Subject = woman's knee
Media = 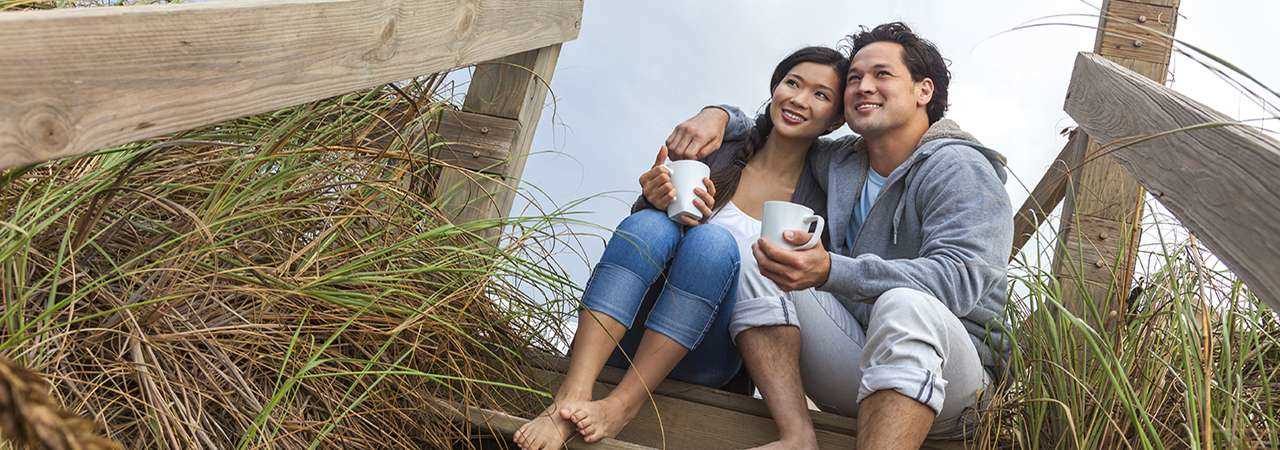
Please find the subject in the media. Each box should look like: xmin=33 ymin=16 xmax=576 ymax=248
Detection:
xmin=667 ymin=224 xmax=740 ymax=289
xmin=681 ymin=224 xmax=738 ymax=257
xmin=617 ymin=209 xmax=680 ymax=241
xmin=606 ymin=209 xmax=682 ymax=265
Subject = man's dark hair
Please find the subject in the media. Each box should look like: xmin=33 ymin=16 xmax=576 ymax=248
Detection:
xmin=847 ymin=22 xmax=950 ymax=124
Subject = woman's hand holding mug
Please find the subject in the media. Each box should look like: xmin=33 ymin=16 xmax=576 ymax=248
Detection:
xmin=639 ymin=146 xmax=716 ymax=226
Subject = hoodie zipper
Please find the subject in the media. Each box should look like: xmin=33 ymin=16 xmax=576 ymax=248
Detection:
xmin=853 ymin=157 xmax=918 ymax=250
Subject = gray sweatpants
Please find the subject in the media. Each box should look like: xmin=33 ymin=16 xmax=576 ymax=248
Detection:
xmin=730 ymin=270 xmax=990 ymax=438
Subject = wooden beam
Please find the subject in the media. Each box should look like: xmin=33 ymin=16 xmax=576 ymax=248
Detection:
xmin=0 ymin=0 xmax=582 ymax=170
xmin=1011 ymin=129 xmax=1088 ymax=259
xmin=1051 ymin=0 xmax=1179 ymax=326
xmin=436 ymin=45 xmax=561 ymax=226
xmin=1064 ymin=52 xmax=1280 ymax=313
xmin=435 ymin=109 xmax=518 ymax=174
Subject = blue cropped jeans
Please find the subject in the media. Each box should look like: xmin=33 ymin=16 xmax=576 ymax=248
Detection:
xmin=580 ymin=208 xmax=742 ymax=388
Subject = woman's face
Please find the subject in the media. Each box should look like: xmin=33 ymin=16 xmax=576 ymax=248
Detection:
xmin=768 ymin=61 xmax=844 ymax=140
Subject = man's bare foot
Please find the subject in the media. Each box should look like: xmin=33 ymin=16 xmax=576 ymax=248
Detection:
xmin=744 ymin=435 xmax=819 ymax=450
xmin=514 ymin=402 xmax=578 ymax=450
xmin=558 ymin=396 xmax=641 ymax=443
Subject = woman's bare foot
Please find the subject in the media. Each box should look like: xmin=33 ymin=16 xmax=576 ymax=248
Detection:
xmin=514 ymin=401 xmax=579 ymax=450
xmin=558 ymin=396 xmax=642 ymax=443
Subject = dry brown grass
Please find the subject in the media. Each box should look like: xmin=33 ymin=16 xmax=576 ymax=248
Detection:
xmin=0 ymin=356 xmax=122 ymax=450
xmin=0 ymin=79 xmax=579 ymax=448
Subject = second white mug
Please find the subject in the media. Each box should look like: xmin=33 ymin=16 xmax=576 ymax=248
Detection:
xmin=761 ymin=200 xmax=825 ymax=250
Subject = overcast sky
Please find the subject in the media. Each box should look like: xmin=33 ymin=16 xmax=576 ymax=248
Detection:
xmin=497 ymin=0 xmax=1279 ymax=288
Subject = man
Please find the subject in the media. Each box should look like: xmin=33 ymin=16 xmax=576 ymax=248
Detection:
xmin=666 ymin=23 xmax=1012 ymax=449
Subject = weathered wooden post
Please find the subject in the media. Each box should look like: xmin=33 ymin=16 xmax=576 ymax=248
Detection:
xmin=435 ymin=44 xmax=565 ymax=234
xmin=1010 ymin=0 xmax=1182 ymax=329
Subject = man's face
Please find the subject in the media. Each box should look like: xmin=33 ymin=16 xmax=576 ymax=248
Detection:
xmin=842 ymin=41 xmax=933 ymax=136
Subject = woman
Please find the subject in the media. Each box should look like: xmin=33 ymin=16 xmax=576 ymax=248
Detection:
xmin=514 ymin=46 xmax=848 ymax=450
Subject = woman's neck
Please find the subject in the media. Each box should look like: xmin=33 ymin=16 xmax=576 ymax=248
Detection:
xmin=749 ymin=131 xmax=808 ymax=180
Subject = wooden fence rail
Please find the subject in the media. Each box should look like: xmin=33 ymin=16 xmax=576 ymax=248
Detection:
xmin=1064 ymin=52 xmax=1280 ymax=312
xmin=0 ymin=0 xmax=582 ymax=170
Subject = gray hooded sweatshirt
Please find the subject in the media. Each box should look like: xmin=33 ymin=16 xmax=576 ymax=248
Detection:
xmin=719 ymin=106 xmax=1014 ymax=371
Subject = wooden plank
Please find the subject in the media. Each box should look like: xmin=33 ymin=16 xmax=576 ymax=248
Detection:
xmin=432 ymin=398 xmax=653 ymax=449
xmin=435 ymin=109 xmax=519 ymax=174
xmin=1011 ymin=129 xmax=1088 ymax=258
xmin=523 ymin=354 xmax=966 ymax=450
xmin=1052 ymin=0 xmax=1179 ymax=326
xmin=0 ymin=0 xmax=582 ymax=170
xmin=525 ymin=353 xmax=859 ymax=437
xmin=437 ymin=45 xmax=560 ymax=225
xmin=521 ymin=366 xmax=862 ymax=450
xmin=1096 ymin=1 xmax=1178 ymax=67
xmin=1064 ymin=52 xmax=1280 ymax=312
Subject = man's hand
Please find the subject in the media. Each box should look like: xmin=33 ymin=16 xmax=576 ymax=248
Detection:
xmin=666 ymin=107 xmax=730 ymax=161
xmin=753 ymin=230 xmax=831 ymax=291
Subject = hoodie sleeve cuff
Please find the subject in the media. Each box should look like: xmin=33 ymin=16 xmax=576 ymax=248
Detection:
xmin=821 ymin=252 xmax=871 ymax=302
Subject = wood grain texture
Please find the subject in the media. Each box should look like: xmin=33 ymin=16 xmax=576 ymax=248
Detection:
xmin=521 ymin=366 xmax=966 ymax=450
xmin=1096 ymin=1 xmax=1177 ymax=68
xmin=436 ymin=45 xmax=560 ymax=226
xmin=524 ymin=353 xmax=966 ymax=450
xmin=0 ymin=0 xmax=582 ymax=170
xmin=1052 ymin=0 xmax=1179 ymax=323
xmin=1065 ymin=52 xmax=1280 ymax=312
xmin=526 ymin=353 xmax=859 ymax=437
xmin=1011 ymin=129 xmax=1087 ymax=258
xmin=435 ymin=109 xmax=518 ymax=174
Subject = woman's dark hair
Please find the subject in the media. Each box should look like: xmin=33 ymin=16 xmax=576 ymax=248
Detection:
xmin=847 ymin=22 xmax=950 ymax=124
xmin=708 ymin=46 xmax=848 ymax=211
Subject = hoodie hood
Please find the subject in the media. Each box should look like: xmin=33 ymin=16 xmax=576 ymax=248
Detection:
xmin=852 ymin=119 xmax=1009 ymax=245
xmin=854 ymin=118 xmax=1008 ymax=185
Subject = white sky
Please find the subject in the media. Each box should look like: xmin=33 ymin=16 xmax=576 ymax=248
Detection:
xmin=498 ymin=0 xmax=1280 ymax=288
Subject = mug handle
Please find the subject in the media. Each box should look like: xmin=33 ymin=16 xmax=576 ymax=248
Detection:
xmin=795 ymin=215 xmax=825 ymax=250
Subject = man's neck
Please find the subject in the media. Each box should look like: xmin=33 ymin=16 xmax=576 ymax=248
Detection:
xmin=863 ymin=116 xmax=930 ymax=177
xmin=751 ymin=132 xmax=808 ymax=180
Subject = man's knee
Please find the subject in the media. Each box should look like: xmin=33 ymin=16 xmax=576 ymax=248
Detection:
xmin=869 ymin=287 xmax=950 ymax=328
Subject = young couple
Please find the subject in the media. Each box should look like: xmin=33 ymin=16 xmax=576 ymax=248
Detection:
xmin=515 ymin=22 xmax=1013 ymax=450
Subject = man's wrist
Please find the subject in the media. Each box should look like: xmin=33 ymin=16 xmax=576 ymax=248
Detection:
xmin=816 ymin=251 xmax=832 ymax=288
xmin=700 ymin=105 xmax=730 ymax=122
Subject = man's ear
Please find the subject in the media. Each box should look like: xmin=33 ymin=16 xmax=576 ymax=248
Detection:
xmin=916 ymin=78 xmax=935 ymax=108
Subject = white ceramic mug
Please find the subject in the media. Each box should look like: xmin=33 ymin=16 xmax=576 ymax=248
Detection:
xmin=665 ymin=160 xmax=711 ymax=222
xmin=761 ymin=200 xmax=825 ymax=250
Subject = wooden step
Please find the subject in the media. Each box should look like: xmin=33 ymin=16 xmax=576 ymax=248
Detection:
xmin=434 ymin=398 xmax=653 ymax=449
xmin=512 ymin=353 xmax=967 ymax=450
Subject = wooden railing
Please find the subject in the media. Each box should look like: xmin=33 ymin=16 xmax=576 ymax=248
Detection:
xmin=1062 ymin=52 xmax=1280 ymax=313
xmin=1 ymin=0 xmax=582 ymax=225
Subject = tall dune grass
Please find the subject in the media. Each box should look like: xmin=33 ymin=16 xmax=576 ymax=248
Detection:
xmin=0 ymin=77 xmax=581 ymax=448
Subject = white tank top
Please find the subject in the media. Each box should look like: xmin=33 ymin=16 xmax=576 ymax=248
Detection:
xmin=706 ymin=201 xmax=779 ymax=300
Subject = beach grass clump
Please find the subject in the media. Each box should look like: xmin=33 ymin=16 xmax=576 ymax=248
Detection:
xmin=0 ymin=77 xmax=579 ymax=448
xmin=975 ymin=208 xmax=1280 ymax=449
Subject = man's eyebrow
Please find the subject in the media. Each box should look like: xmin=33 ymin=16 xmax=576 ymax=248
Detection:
xmin=849 ymin=62 xmax=895 ymax=74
